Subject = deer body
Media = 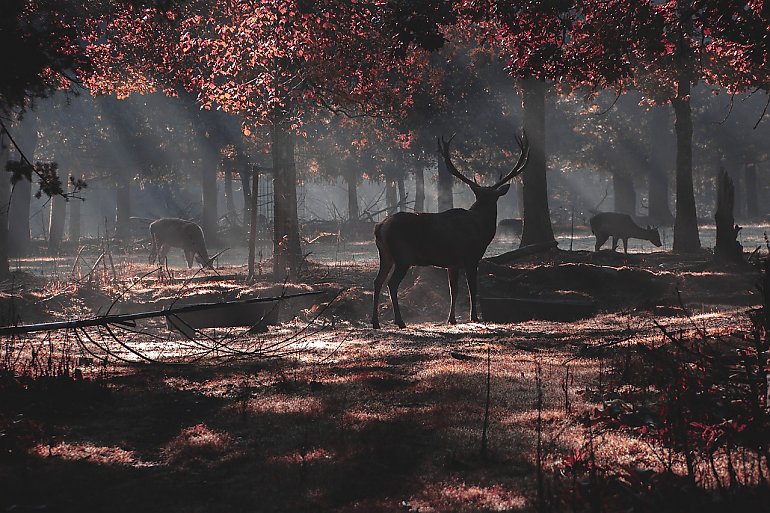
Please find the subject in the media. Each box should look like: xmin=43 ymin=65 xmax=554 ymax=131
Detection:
xmin=372 ymin=133 xmax=529 ymax=329
xmin=590 ymin=212 xmax=661 ymax=253
xmin=148 ymin=218 xmax=213 ymax=269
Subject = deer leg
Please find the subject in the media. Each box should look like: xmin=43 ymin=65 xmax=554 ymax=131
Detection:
xmin=622 ymin=238 xmax=629 ymax=254
xmin=371 ymin=253 xmax=393 ymax=329
xmin=159 ymin=244 xmax=171 ymax=269
xmin=388 ymin=264 xmax=409 ymax=329
xmin=595 ymin=234 xmax=608 ymax=252
xmin=465 ymin=265 xmax=479 ymax=322
xmin=611 ymin=237 xmax=619 ymax=251
xmin=149 ymin=239 xmax=158 ymax=265
xmin=447 ymin=267 xmax=459 ymax=324
xmin=184 ymin=249 xmax=194 ymax=268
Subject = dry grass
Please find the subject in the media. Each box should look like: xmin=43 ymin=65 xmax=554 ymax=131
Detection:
xmin=0 ymin=250 xmax=762 ymax=512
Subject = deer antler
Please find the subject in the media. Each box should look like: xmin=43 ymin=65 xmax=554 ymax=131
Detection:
xmin=437 ymin=134 xmax=478 ymax=187
xmin=491 ymin=131 xmax=529 ymax=189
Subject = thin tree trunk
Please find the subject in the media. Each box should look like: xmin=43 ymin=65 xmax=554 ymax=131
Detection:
xmin=519 ymin=77 xmax=555 ymax=247
xmin=436 ymin=155 xmax=453 ymax=212
xmin=346 ymin=163 xmax=359 ymax=221
xmin=223 ymin=162 xmax=236 ymax=223
xmin=0 ymin=129 xmax=10 ymax=277
xmin=385 ymin=179 xmax=398 ymax=216
xmin=68 ymin=176 xmax=81 ymax=246
xmin=8 ymin=176 xmax=31 ymax=257
xmin=612 ymin=171 xmax=636 ymax=216
xmin=240 ymin=163 xmax=252 ymax=231
xmin=745 ymin=162 xmax=759 ymax=219
xmin=69 ymin=197 xmax=81 ymax=246
xmin=201 ymin=153 xmax=218 ymax=244
xmin=115 ymin=171 xmax=131 ymax=240
xmin=672 ymin=2 xmax=701 ymax=252
xmin=414 ymin=161 xmax=425 ymax=212
xmin=48 ymin=194 xmax=66 ymax=255
xmin=396 ymin=176 xmax=407 ymax=212
xmin=271 ymin=112 xmax=302 ymax=280
xmin=248 ymin=168 xmax=259 ymax=279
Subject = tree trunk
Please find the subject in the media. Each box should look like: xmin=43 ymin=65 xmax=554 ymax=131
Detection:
xmin=345 ymin=163 xmax=359 ymax=221
xmin=271 ymin=113 xmax=302 ymax=280
xmin=240 ymin=164 xmax=252 ymax=230
xmin=612 ymin=171 xmax=636 ymax=216
xmin=69 ymin=196 xmax=81 ymax=247
xmin=648 ymin=106 xmax=674 ymax=224
xmin=744 ymin=162 xmax=759 ymax=219
xmin=68 ymin=174 xmax=81 ymax=246
xmin=115 ymin=171 xmax=131 ymax=241
xmin=414 ymin=161 xmax=425 ymax=212
xmin=0 ymin=129 xmax=10 ymax=277
xmin=672 ymin=3 xmax=701 ymax=252
xmin=714 ymin=168 xmax=743 ymax=263
xmin=223 ymin=162 xmax=236 ymax=223
xmin=396 ymin=176 xmax=407 ymax=212
xmin=671 ymin=91 xmax=700 ymax=251
xmin=385 ymin=179 xmax=398 ymax=216
xmin=201 ymin=153 xmax=218 ymax=244
xmin=48 ymin=194 xmax=66 ymax=255
xmin=436 ymin=155 xmax=453 ymax=212
xmin=519 ymin=77 xmax=555 ymax=247
xmin=8 ymin=176 xmax=31 ymax=257
xmin=248 ymin=168 xmax=259 ymax=280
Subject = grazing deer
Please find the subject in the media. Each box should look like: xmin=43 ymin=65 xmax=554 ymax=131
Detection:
xmin=148 ymin=218 xmax=214 ymax=269
xmin=372 ymin=133 xmax=529 ymax=328
xmin=589 ymin=212 xmax=662 ymax=253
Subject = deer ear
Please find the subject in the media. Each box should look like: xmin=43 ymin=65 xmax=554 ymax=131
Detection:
xmin=496 ymin=184 xmax=511 ymax=196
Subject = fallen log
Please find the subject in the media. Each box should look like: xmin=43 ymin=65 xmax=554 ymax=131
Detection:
xmin=0 ymin=290 xmax=324 ymax=336
xmin=484 ymin=240 xmax=558 ymax=265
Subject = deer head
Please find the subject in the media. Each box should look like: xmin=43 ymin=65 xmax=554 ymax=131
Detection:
xmin=436 ymin=132 xmax=529 ymax=205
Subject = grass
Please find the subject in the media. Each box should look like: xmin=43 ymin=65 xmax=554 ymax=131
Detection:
xmin=0 ymin=248 xmax=763 ymax=512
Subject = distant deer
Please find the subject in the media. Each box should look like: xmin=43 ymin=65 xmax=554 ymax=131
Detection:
xmin=148 ymin=218 xmax=214 ymax=269
xmin=372 ymin=133 xmax=529 ymax=329
xmin=589 ymin=212 xmax=661 ymax=253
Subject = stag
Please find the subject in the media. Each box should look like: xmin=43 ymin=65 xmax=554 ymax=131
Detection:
xmin=372 ymin=133 xmax=529 ymax=328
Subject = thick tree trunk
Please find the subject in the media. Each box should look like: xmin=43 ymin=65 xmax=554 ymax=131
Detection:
xmin=414 ymin=161 xmax=425 ymax=212
xmin=0 ymin=129 xmax=10 ymax=277
xmin=48 ymin=194 xmax=66 ymax=255
xmin=714 ymin=168 xmax=743 ymax=263
xmin=648 ymin=106 xmax=674 ymax=224
xmin=519 ymin=77 xmax=555 ymax=247
xmin=612 ymin=171 xmax=636 ymax=216
xmin=345 ymin=163 xmax=359 ymax=221
xmin=201 ymin=154 xmax=218 ymax=244
xmin=744 ymin=162 xmax=759 ymax=220
xmin=8 ymin=176 xmax=31 ymax=257
xmin=396 ymin=176 xmax=407 ymax=212
xmin=385 ymin=179 xmax=398 ymax=216
xmin=271 ymin=115 xmax=302 ymax=280
xmin=671 ymin=89 xmax=700 ymax=251
xmin=115 ymin=171 xmax=131 ymax=241
xmin=672 ymin=3 xmax=700 ymax=252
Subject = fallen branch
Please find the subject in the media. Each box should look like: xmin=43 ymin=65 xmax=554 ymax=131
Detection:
xmin=484 ymin=240 xmax=558 ymax=265
xmin=0 ymin=290 xmax=325 ymax=337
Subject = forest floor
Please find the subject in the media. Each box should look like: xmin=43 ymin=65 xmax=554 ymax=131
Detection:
xmin=0 ymin=244 xmax=765 ymax=512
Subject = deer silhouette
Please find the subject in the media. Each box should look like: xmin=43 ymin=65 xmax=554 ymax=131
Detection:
xmin=372 ymin=133 xmax=529 ymax=328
